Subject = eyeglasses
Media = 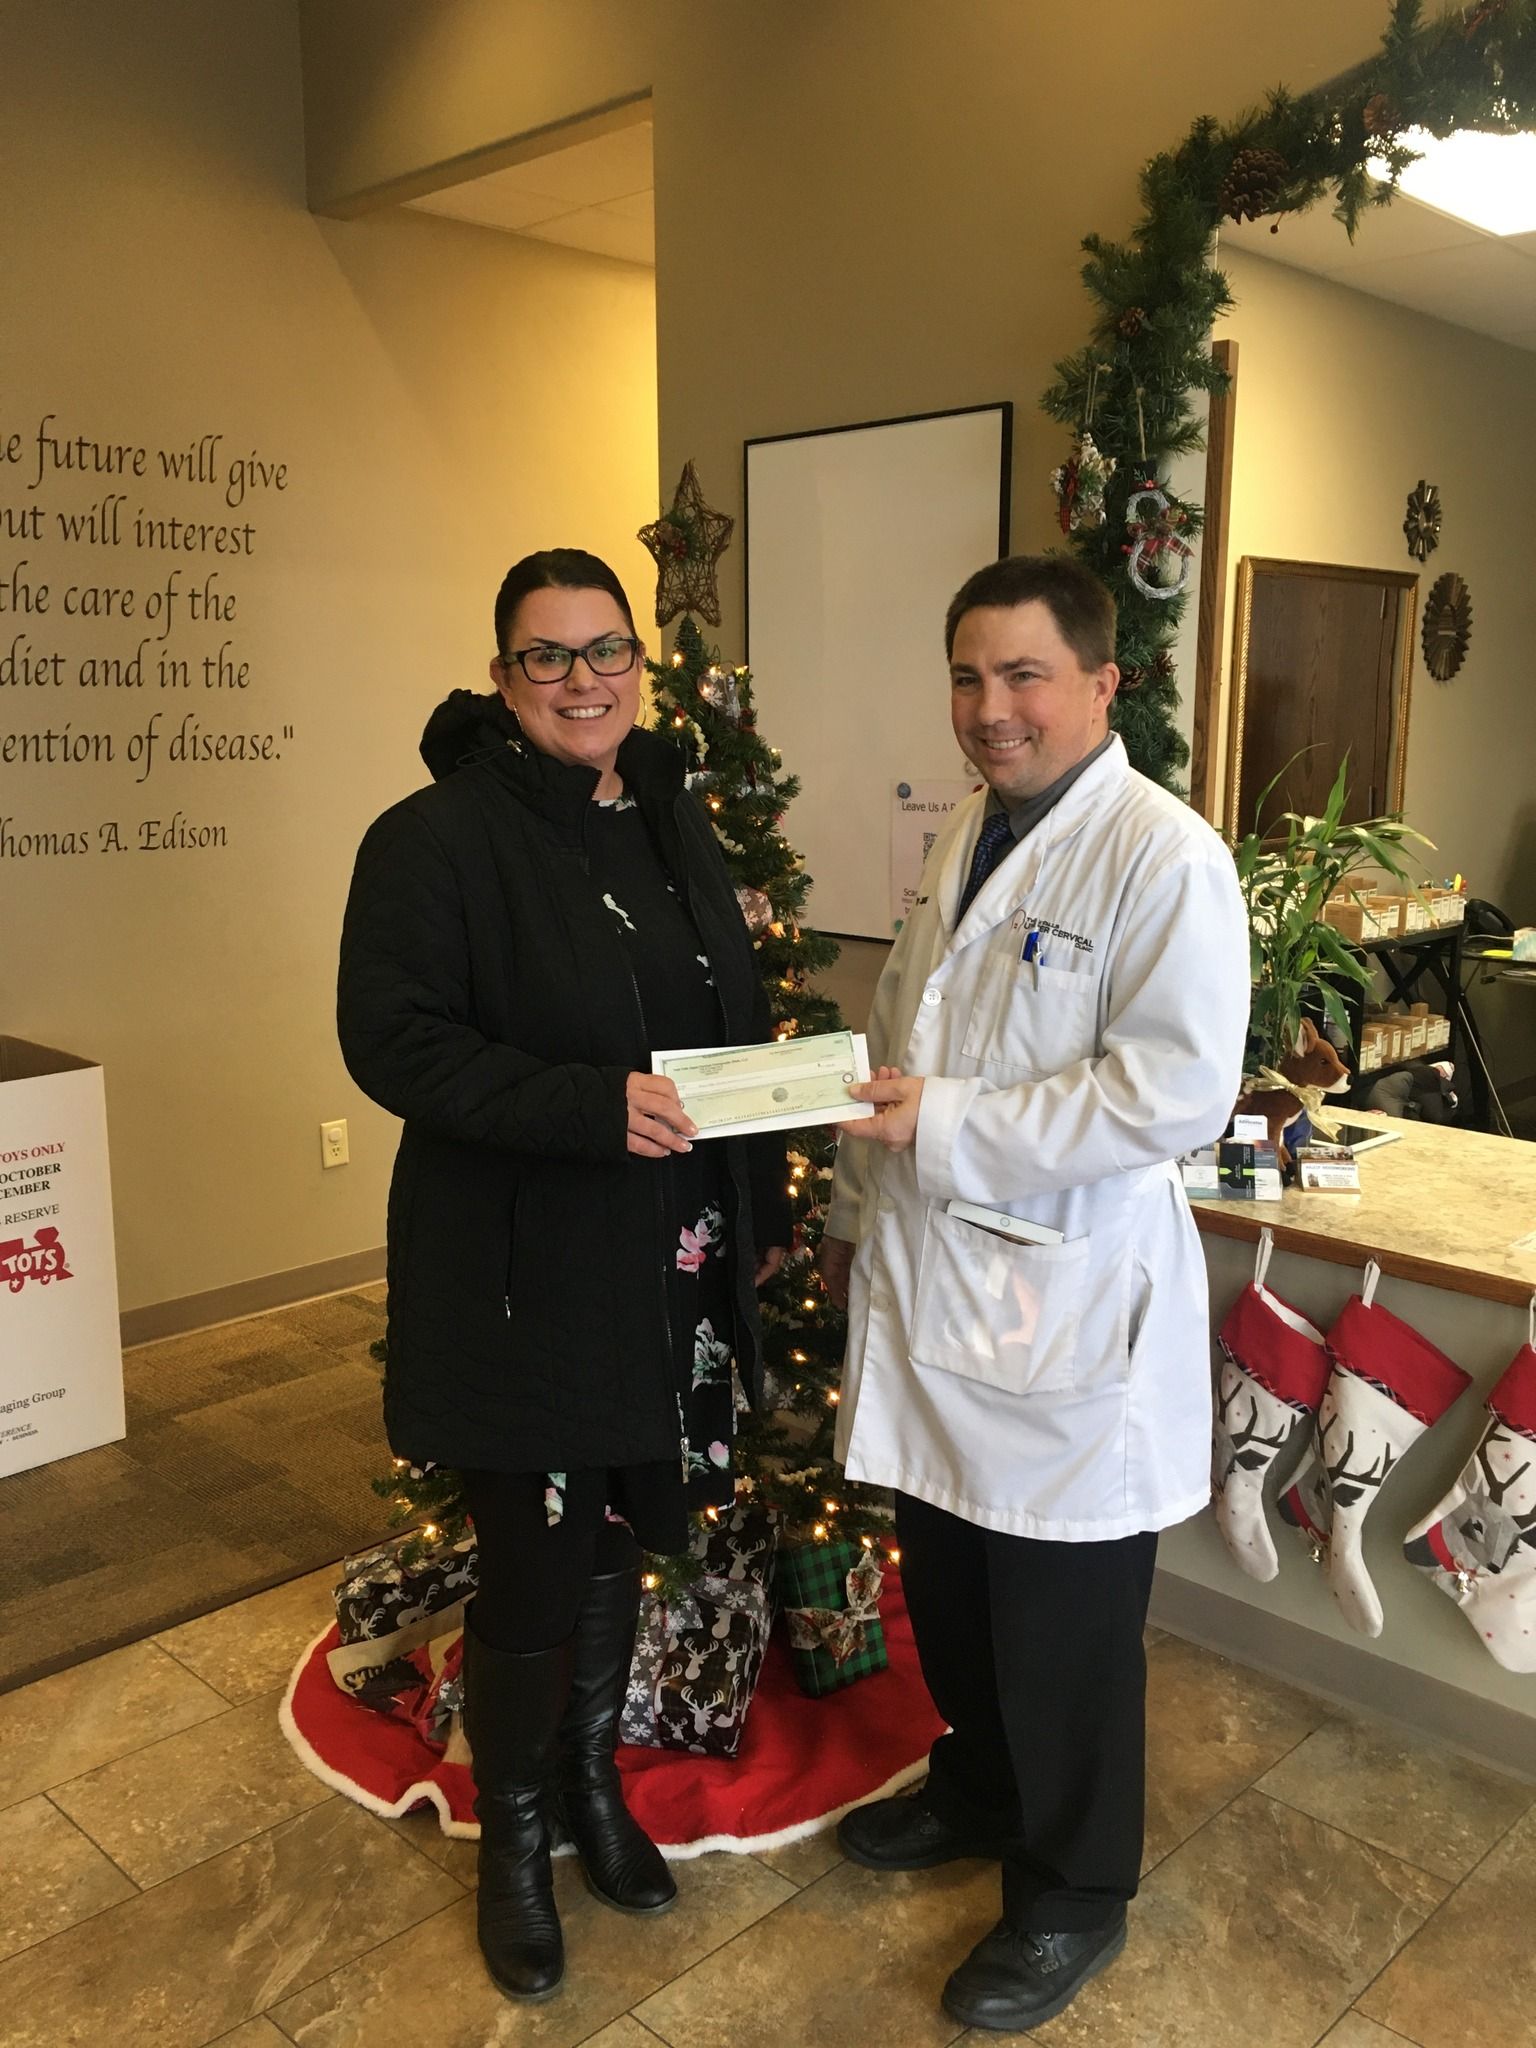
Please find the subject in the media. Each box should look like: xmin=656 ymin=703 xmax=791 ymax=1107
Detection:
xmin=500 ymin=635 xmax=641 ymax=684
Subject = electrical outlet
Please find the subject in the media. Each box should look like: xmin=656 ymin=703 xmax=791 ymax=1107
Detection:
xmin=320 ymin=1119 xmax=349 ymax=1168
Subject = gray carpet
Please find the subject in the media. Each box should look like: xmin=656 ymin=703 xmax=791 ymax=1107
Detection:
xmin=0 ymin=1287 xmax=398 ymax=1694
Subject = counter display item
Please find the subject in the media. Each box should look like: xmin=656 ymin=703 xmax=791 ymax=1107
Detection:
xmin=1216 ymin=1139 xmax=1282 ymax=1200
xmin=1279 ymin=1260 xmax=1473 ymax=1637
xmin=1295 ymin=1143 xmax=1361 ymax=1192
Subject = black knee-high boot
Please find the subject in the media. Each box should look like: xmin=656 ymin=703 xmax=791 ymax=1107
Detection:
xmin=461 ymin=1614 xmax=574 ymax=2000
xmin=558 ymin=1566 xmax=677 ymax=1914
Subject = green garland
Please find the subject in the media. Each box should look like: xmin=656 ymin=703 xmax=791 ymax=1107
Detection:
xmin=1043 ymin=0 xmax=1535 ymax=790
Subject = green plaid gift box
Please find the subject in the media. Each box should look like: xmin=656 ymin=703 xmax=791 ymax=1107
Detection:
xmin=779 ymin=1537 xmax=887 ymax=1697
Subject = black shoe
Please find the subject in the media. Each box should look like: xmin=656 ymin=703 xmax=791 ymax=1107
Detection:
xmin=837 ymin=1786 xmax=1011 ymax=1871
xmin=941 ymin=1910 xmax=1128 ymax=2031
xmin=461 ymin=1618 xmax=573 ymax=2001
xmin=558 ymin=1566 xmax=676 ymax=1916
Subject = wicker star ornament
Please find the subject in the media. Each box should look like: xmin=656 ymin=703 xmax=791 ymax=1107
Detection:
xmin=638 ymin=461 xmax=735 ymax=626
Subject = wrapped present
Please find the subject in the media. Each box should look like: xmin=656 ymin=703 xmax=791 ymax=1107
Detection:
xmin=333 ymin=1531 xmax=478 ymax=1646
xmin=326 ymin=1604 xmax=468 ymax=1750
xmin=650 ymin=1579 xmax=770 ymax=1757
xmin=688 ymin=1498 xmax=778 ymax=1590
xmin=622 ymin=1503 xmax=778 ymax=1757
xmin=780 ymin=1539 xmax=887 ymax=1696
xmin=326 ymin=1530 xmax=475 ymax=1752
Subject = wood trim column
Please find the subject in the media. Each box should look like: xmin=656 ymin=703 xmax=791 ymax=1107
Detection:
xmin=1189 ymin=339 xmax=1238 ymax=823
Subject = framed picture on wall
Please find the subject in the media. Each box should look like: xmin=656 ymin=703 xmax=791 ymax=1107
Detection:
xmin=744 ymin=403 xmax=1011 ymax=940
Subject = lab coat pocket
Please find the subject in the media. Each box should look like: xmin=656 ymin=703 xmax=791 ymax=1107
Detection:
xmin=910 ymin=1207 xmax=1089 ymax=1396
xmin=960 ymin=956 xmax=1099 ymax=1078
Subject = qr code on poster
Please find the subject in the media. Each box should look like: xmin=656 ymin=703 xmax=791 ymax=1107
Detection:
xmin=922 ymin=831 xmax=937 ymax=859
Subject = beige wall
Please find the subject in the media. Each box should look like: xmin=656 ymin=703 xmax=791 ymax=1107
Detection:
xmin=2 ymin=0 xmax=658 ymax=1313
xmin=299 ymin=0 xmax=656 ymax=212
xmin=1214 ymin=243 xmax=1536 ymax=1085
xmin=649 ymin=0 xmax=1392 ymax=658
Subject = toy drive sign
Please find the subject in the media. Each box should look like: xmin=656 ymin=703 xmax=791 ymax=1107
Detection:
xmin=0 ymin=1037 xmax=124 ymax=1477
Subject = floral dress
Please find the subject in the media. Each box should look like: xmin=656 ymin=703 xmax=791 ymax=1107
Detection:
xmin=540 ymin=794 xmax=740 ymax=1552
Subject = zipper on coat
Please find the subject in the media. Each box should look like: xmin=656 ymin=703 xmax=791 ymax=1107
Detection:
xmin=621 ymin=945 xmax=686 ymax=1461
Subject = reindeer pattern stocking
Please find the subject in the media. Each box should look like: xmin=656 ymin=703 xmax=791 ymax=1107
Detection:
xmin=1403 ymin=1318 xmax=1536 ymax=1672
xmin=1280 ymin=1263 xmax=1471 ymax=1636
xmin=1211 ymin=1229 xmax=1331 ymax=1581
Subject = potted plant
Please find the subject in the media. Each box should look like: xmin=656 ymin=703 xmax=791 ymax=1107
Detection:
xmin=1232 ymin=755 xmax=1431 ymax=1078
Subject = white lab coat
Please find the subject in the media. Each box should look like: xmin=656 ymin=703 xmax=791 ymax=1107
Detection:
xmin=828 ymin=736 xmax=1250 ymax=1541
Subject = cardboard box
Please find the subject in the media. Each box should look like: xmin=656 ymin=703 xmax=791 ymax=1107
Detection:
xmin=1365 ymin=896 xmax=1405 ymax=939
xmin=0 ymin=1037 xmax=124 ymax=1478
xmin=1323 ymin=896 xmax=1367 ymax=943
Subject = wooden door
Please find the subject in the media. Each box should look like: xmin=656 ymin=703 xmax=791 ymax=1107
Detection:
xmin=1230 ymin=561 xmax=1415 ymax=834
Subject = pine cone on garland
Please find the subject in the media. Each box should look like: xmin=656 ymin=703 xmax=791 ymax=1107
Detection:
xmin=1361 ymin=91 xmax=1397 ymax=138
xmin=1462 ymin=0 xmax=1507 ymax=38
xmin=1118 ymin=306 xmax=1146 ymax=338
xmin=1119 ymin=646 xmax=1174 ymax=694
xmin=1220 ymin=146 xmax=1289 ymax=226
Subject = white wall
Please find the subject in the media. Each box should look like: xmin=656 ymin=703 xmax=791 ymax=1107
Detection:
xmin=1 ymin=0 xmax=658 ymax=1312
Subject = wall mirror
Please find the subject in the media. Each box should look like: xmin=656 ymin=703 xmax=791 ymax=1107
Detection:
xmin=1225 ymin=557 xmax=1416 ymax=837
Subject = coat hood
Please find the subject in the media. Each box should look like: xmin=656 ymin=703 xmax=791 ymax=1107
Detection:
xmin=419 ymin=688 xmax=521 ymax=781
xmin=417 ymin=688 xmax=687 ymax=809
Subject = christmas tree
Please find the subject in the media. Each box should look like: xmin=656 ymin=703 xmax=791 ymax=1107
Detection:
xmin=647 ymin=616 xmax=891 ymax=1571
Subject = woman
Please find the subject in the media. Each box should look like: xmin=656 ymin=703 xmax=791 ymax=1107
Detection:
xmin=338 ymin=549 xmax=788 ymax=2003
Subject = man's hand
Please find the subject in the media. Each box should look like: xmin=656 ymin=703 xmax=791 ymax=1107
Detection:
xmin=817 ymin=1233 xmax=855 ymax=1311
xmin=625 ymin=1072 xmax=697 ymax=1158
xmin=755 ymin=1246 xmax=787 ymax=1287
xmin=839 ymin=1065 xmax=924 ymax=1153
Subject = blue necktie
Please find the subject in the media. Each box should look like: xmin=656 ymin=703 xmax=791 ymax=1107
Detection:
xmin=957 ymin=812 xmax=1016 ymax=919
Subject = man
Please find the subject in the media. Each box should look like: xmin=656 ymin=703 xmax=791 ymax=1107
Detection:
xmin=820 ymin=554 xmax=1249 ymax=2032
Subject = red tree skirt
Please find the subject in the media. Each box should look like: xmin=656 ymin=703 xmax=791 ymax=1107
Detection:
xmin=280 ymin=1577 xmax=944 ymax=1858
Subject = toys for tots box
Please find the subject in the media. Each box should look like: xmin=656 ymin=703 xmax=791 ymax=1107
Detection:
xmin=0 ymin=1037 xmax=124 ymax=1477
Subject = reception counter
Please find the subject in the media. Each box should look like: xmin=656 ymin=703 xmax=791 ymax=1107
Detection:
xmin=1159 ymin=1111 xmax=1536 ymax=1777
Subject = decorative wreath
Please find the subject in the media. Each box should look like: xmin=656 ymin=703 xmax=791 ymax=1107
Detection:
xmin=1421 ymin=570 xmax=1472 ymax=682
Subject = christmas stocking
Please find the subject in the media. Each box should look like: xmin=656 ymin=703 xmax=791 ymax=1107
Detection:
xmin=1212 ymin=1228 xmax=1330 ymax=1582
xmin=1280 ymin=1262 xmax=1472 ymax=1636
xmin=1403 ymin=1316 xmax=1536 ymax=1672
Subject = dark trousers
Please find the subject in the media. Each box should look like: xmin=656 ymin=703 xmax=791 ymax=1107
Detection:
xmin=895 ymin=1491 xmax=1158 ymax=1933
xmin=459 ymin=1468 xmax=642 ymax=1653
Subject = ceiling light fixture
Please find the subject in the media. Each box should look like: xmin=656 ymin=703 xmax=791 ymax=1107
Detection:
xmin=1367 ymin=127 xmax=1536 ymax=238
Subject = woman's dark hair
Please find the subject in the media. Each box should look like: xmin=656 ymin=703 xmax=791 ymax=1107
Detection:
xmin=944 ymin=554 xmax=1117 ymax=671
xmin=493 ymin=548 xmax=638 ymax=659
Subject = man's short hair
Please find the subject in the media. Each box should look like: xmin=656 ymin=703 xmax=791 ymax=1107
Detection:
xmin=944 ymin=554 xmax=1117 ymax=671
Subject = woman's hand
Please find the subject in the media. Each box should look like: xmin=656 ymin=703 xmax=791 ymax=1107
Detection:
xmin=626 ymin=1072 xmax=698 ymax=1158
xmin=755 ymin=1246 xmax=787 ymax=1287
xmin=838 ymin=1065 xmax=924 ymax=1154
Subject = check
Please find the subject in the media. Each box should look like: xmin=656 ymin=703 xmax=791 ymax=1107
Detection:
xmin=651 ymin=1030 xmax=875 ymax=1140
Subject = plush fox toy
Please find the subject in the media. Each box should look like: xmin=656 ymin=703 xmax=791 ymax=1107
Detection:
xmin=1233 ymin=1019 xmax=1349 ymax=1169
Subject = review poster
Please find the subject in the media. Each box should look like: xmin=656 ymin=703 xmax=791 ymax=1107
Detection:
xmin=890 ymin=779 xmax=974 ymax=932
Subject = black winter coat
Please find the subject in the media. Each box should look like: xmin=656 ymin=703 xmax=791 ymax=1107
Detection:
xmin=338 ymin=695 xmax=790 ymax=1473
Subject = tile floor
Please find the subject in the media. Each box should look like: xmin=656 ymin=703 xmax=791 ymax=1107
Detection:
xmin=1 ymin=1566 xmax=1532 ymax=2048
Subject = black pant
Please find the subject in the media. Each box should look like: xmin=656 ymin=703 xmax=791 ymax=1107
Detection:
xmin=895 ymin=1491 xmax=1157 ymax=1933
xmin=459 ymin=1468 xmax=643 ymax=1653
